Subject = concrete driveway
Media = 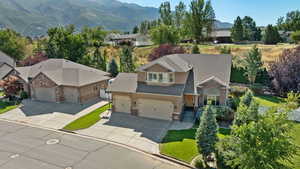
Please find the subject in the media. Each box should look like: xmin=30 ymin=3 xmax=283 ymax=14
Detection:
xmin=77 ymin=112 xmax=173 ymax=154
xmin=0 ymin=120 xmax=188 ymax=169
xmin=0 ymin=99 xmax=108 ymax=129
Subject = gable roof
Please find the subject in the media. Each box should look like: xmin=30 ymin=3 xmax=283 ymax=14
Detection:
xmin=16 ymin=59 xmax=110 ymax=86
xmin=138 ymin=54 xmax=192 ymax=72
xmin=107 ymin=73 xmax=137 ymax=93
xmin=0 ymin=63 xmax=14 ymax=80
xmin=0 ymin=51 xmax=15 ymax=67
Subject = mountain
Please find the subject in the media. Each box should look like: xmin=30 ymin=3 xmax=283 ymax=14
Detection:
xmin=214 ymin=20 xmax=233 ymax=29
xmin=0 ymin=0 xmax=159 ymax=37
xmin=0 ymin=0 xmax=232 ymax=37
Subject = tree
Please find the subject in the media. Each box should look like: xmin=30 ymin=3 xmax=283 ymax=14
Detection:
xmin=0 ymin=29 xmax=27 ymax=61
xmin=283 ymin=91 xmax=300 ymax=111
xmin=19 ymin=52 xmax=48 ymax=66
xmin=269 ymin=46 xmax=300 ymax=96
xmin=159 ymin=2 xmax=173 ymax=26
xmin=277 ymin=10 xmax=300 ymax=31
xmin=150 ymin=24 xmax=180 ymax=45
xmin=174 ymin=2 xmax=186 ymax=28
xmin=93 ymin=43 xmax=106 ymax=71
xmin=242 ymin=16 xmax=260 ymax=41
xmin=108 ymin=59 xmax=119 ymax=77
xmin=227 ymin=108 xmax=297 ymax=169
xmin=192 ymin=44 xmax=200 ymax=54
xmin=291 ymin=30 xmax=300 ymax=43
xmin=219 ymin=46 xmax=231 ymax=54
xmin=186 ymin=0 xmax=215 ymax=42
xmin=196 ymin=105 xmax=218 ymax=166
xmin=148 ymin=44 xmax=186 ymax=61
xmin=0 ymin=76 xmax=22 ymax=97
xmin=132 ymin=26 xmax=139 ymax=34
xmin=263 ymin=25 xmax=281 ymax=44
xmin=120 ymin=47 xmax=135 ymax=72
xmin=243 ymin=45 xmax=264 ymax=84
xmin=231 ymin=16 xmax=244 ymax=42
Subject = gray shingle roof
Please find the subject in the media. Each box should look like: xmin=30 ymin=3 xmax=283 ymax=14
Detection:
xmin=16 ymin=59 xmax=110 ymax=86
xmin=137 ymin=82 xmax=185 ymax=96
xmin=107 ymin=73 xmax=137 ymax=93
xmin=0 ymin=63 xmax=14 ymax=80
xmin=0 ymin=51 xmax=15 ymax=67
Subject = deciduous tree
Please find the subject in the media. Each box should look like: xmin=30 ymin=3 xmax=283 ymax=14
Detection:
xmin=148 ymin=44 xmax=185 ymax=61
xmin=120 ymin=47 xmax=135 ymax=72
xmin=263 ymin=25 xmax=281 ymax=44
xmin=159 ymin=2 xmax=173 ymax=26
xmin=243 ymin=45 xmax=264 ymax=84
xmin=150 ymin=24 xmax=180 ymax=45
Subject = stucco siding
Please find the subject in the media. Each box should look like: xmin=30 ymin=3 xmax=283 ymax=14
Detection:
xmin=175 ymin=72 xmax=189 ymax=84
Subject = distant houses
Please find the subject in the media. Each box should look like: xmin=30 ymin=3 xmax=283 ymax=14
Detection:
xmin=105 ymin=33 xmax=153 ymax=47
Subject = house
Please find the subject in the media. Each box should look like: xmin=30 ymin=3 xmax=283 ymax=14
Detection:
xmin=105 ymin=33 xmax=153 ymax=47
xmin=16 ymin=59 xmax=111 ymax=103
xmin=0 ymin=51 xmax=16 ymax=80
xmin=210 ymin=29 xmax=232 ymax=43
xmin=107 ymin=54 xmax=232 ymax=121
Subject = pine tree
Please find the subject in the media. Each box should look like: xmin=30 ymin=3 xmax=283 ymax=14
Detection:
xmin=108 ymin=59 xmax=119 ymax=77
xmin=263 ymin=24 xmax=281 ymax=44
xmin=192 ymin=44 xmax=200 ymax=54
xmin=132 ymin=26 xmax=139 ymax=34
xmin=231 ymin=16 xmax=244 ymax=42
xmin=196 ymin=105 xmax=219 ymax=165
xmin=120 ymin=47 xmax=135 ymax=72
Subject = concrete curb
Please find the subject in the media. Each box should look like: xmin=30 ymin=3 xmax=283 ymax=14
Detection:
xmin=0 ymin=118 xmax=190 ymax=169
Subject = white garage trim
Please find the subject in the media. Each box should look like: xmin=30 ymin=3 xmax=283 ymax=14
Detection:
xmin=34 ymin=87 xmax=56 ymax=102
xmin=137 ymin=99 xmax=174 ymax=121
xmin=114 ymin=96 xmax=131 ymax=113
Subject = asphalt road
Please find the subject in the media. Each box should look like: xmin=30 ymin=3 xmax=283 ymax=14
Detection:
xmin=0 ymin=120 xmax=186 ymax=169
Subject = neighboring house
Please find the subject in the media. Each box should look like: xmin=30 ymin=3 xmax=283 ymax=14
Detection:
xmin=105 ymin=33 xmax=153 ymax=47
xmin=108 ymin=54 xmax=232 ymax=121
xmin=211 ymin=28 xmax=232 ymax=43
xmin=16 ymin=59 xmax=111 ymax=103
xmin=0 ymin=51 xmax=17 ymax=80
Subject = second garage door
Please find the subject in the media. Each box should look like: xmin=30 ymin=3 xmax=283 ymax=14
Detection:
xmin=34 ymin=87 xmax=56 ymax=102
xmin=138 ymin=99 xmax=174 ymax=121
xmin=114 ymin=96 xmax=131 ymax=113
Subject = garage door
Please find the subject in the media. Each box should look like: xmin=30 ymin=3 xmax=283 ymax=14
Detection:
xmin=138 ymin=99 xmax=174 ymax=121
xmin=114 ymin=96 xmax=131 ymax=113
xmin=34 ymin=87 xmax=56 ymax=102
xmin=64 ymin=87 xmax=79 ymax=103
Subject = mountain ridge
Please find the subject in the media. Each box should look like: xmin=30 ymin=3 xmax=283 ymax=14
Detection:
xmin=0 ymin=0 xmax=232 ymax=37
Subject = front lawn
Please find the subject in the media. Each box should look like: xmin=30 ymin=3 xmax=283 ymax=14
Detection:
xmin=160 ymin=128 xmax=231 ymax=163
xmin=0 ymin=101 xmax=19 ymax=114
xmin=63 ymin=103 xmax=111 ymax=131
xmin=254 ymin=94 xmax=284 ymax=107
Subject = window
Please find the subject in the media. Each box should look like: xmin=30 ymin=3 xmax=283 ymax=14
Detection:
xmin=204 ymin=95 xmax=220 ymax=105
xmin=147 ymin=72 xmax=175 ymax=83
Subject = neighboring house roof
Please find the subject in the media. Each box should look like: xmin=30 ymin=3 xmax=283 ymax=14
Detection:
xmin=16 ymin=59 xmax=110 ymax=87
xmin=107 ymin=73 xmax=137 ymax=93
xmin=211 ymin=29 xmax=231 ymax=38
xmin=0 ymin=63 xmax=14 ymax=80
xmin=108 ymin=33 xmax=141 ymax=40
xmin=138 ymin=54 xmax=192 ymax=72
xmin=0 ymin=51 xmax=15 ymax=67
xmin=109 ymin=54 xmax=232 ymax=96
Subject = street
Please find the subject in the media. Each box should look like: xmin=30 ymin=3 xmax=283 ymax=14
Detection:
xmin=0 ymin=120 xmax=186 ymax=169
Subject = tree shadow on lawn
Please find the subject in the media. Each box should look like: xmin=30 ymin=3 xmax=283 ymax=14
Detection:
xmin=255 ymin=94 xmax=284 ymax=104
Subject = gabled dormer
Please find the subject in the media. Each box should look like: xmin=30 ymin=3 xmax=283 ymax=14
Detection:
xmin=137 ymin=55 xmax=192 ymax=86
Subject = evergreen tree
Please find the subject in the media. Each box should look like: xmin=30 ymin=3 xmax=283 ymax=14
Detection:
xmin=231 ymin=16 xmax=244 ymax=42
xmin=239 ymin=89 xmax=254 ymax=107
xmin=120 ymin=47 xmax=135 ymax=72
xmin=263 ymin=24 xmax=281 ymax=44
xmin=132 ymin=26 xmax=139 ymax=34
xmin=242 ymin=16 xmax=257 ymax=41
xmin=196 ymin=105 xmax=218 ymax=165
xmin=192 ymin=44 xmax=200 ymax=54
xmin=243 ymin=45 xmax=263 ymax=84
xmin=108 ymin=59 xmax=119 ymax=77
xmin=93 ymin=42 xmax=106 ymax=71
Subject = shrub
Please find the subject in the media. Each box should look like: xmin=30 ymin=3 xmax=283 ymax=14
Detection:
xmin=20 ymin=91 xmax=28 ymax=99
xmin=148 ymin=44 xmax=186 ymax=61
xmin=249 ymin=83 xmax=265 ymax=95
xmin=219 ymin=46 xmax=231 ymax=54
xmin=191 ymin=155 xmax=205 ymax=169
xmin=230 ymin=86 xmax=248 ymax=98
xmin=215 ymin=106 xmax=234 ymax=121
xmin=291 ymin=31 xmax=300 ymax=43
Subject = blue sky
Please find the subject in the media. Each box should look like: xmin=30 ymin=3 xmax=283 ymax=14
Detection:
xmin=118 ymin=0 xmax=300 ymax=26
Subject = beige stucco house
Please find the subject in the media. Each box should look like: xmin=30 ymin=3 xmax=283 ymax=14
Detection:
xmin=16 ymin=59 xmax=110 ymax=103
xmin=108 ymin=54 xmax=232 ymax=121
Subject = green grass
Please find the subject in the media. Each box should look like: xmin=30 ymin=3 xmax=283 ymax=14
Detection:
xmin=0 ymin=101 xmax=19 ymax=114
xmin=63 ymin=104 xmax=111 ymax=131
xmin=160 ymin=128 xmax=231 ymax=163
xmin=291 ymin=122 xmax=300 ymax=169
xmin=254 ymin=94 xmax=284 ymax=107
